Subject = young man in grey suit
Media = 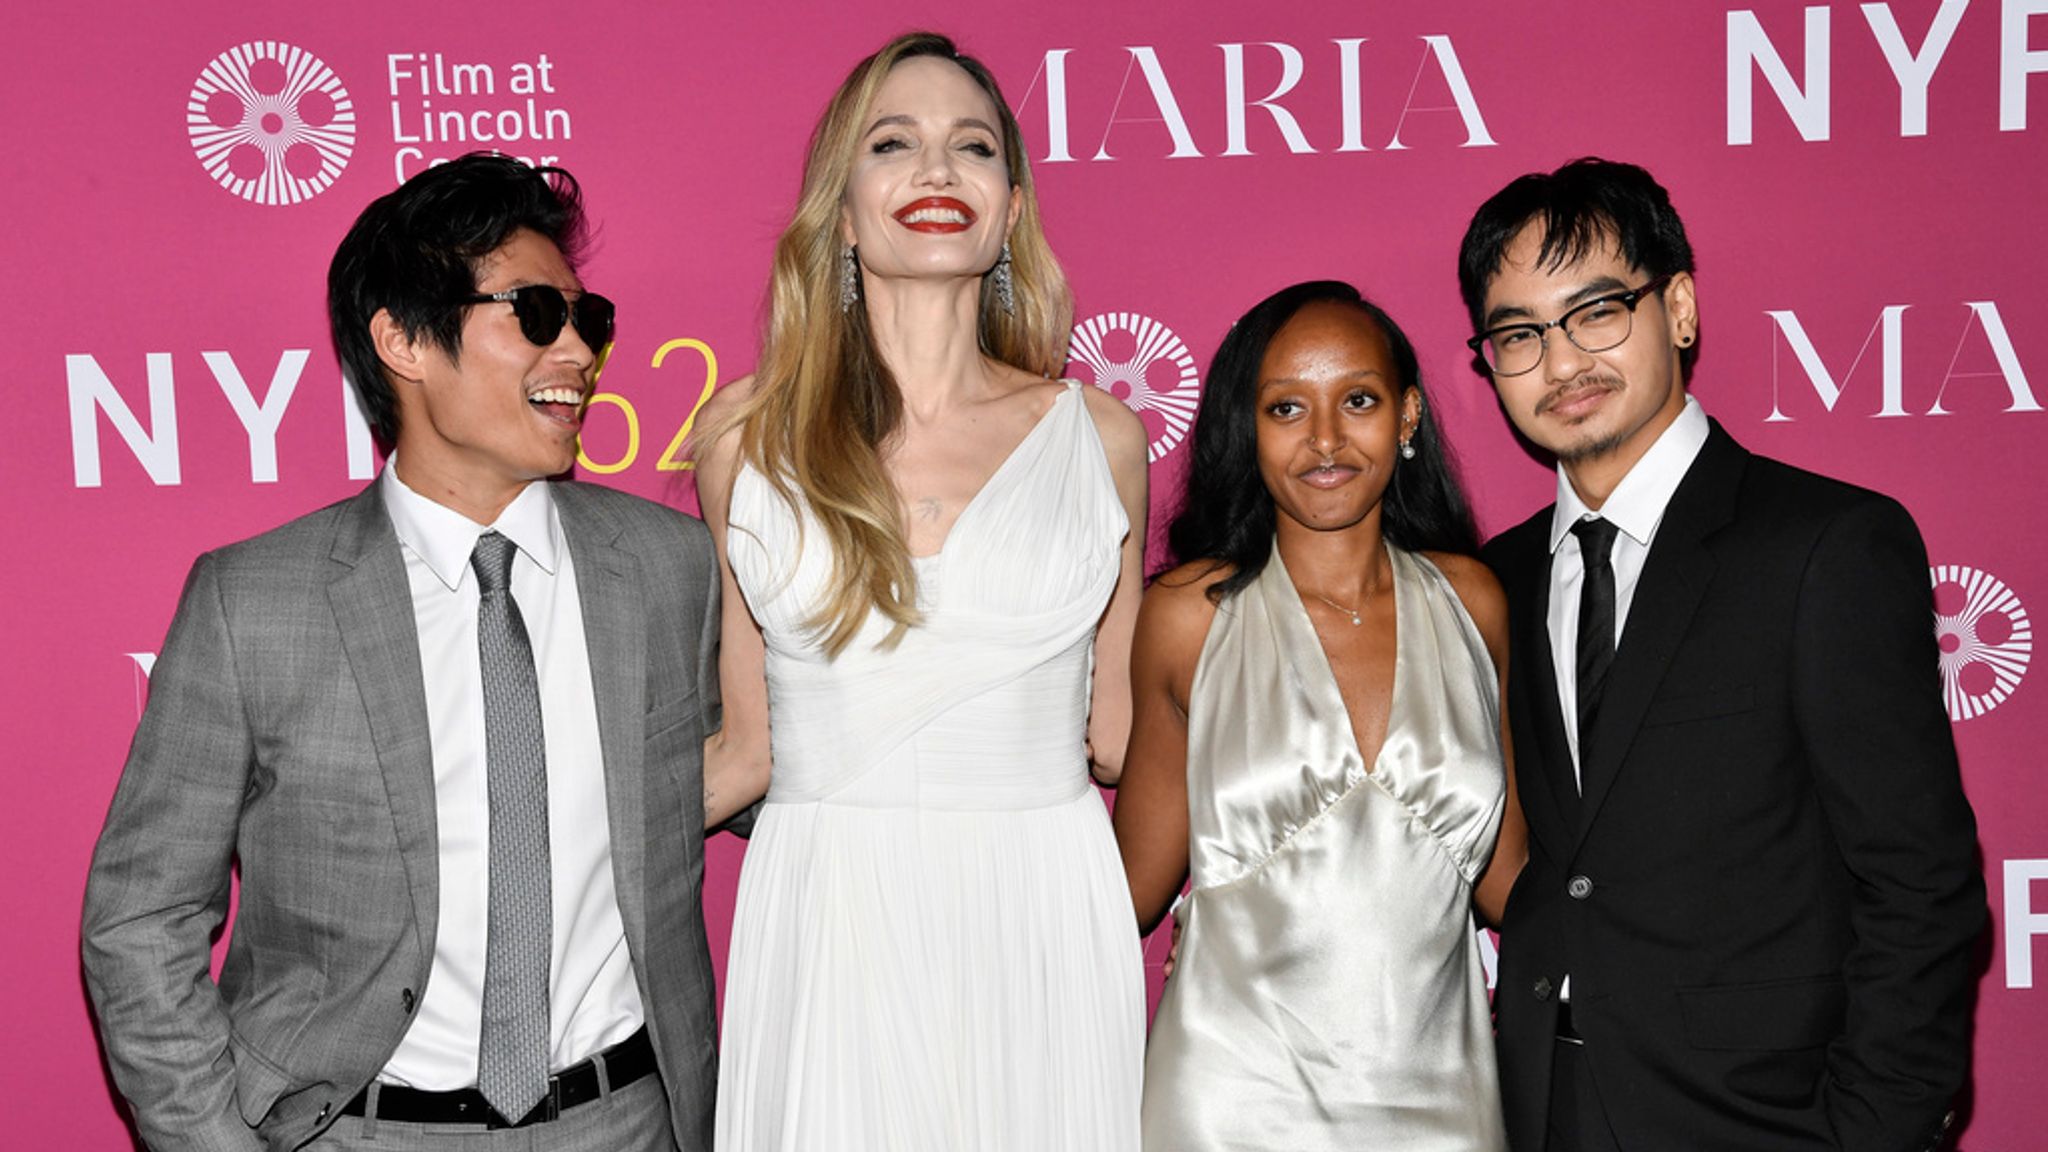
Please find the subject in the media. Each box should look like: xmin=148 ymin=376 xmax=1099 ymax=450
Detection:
xmin=84 ymin=154 xmax=733 ymax=1151
xmin=1464 ymin=159 xmax=1983 ymax=1152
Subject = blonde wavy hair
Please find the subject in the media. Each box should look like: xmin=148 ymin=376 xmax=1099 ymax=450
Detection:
xmin=700 ymin=31 xmax=1074 ymax=656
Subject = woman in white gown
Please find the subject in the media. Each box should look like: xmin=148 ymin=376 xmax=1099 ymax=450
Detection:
xmin=693 ymin=31 xmax=1149 ymax=1152
xmin=1115 ymin=282 xmax=1527 ymax=1150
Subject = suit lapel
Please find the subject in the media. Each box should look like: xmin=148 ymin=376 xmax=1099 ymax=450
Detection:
xmin=1504 ymin=535 xmax=1582 ymax=851
xmin=327 ymin=484 xmax=440 ymax=951
xmin=1571 ymin=425 xmax=1746 ymax=853
xmin=553 ymin=484 xmax=651 ymax=949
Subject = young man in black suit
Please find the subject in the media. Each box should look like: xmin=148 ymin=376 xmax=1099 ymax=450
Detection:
xmin=1463 ymin=158 xmax=1983 ymax=1152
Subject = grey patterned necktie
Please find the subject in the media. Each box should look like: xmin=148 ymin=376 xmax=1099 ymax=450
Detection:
xmin=471 ymin=530 xmax=552 ymax=1122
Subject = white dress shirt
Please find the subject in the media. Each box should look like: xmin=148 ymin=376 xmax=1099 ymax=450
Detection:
xmin=1545 ymin=396 xmax=1711 ymax=786
xmin=377 ymin=463 xmax=644 ymax=1089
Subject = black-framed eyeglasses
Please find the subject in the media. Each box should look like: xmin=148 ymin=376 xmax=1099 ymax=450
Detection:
xmin=460 ymin=285 xmax=616 ymax=351
xmin=1467 ymin=274 xmax=1673 ymax=377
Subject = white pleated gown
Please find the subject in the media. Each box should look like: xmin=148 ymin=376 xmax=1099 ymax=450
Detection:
xmin=715 ymin=382 xmax=1144 ymax=1152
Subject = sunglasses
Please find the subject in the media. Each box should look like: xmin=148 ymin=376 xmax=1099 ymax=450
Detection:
xmin=460 ymin=285 xmax=616 ymax=351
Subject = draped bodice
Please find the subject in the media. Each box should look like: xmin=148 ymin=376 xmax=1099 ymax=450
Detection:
xmin=725 ymin=382 xmax=1127 ymax=809
xmin=1185 ymin=542 xmax=1505 ymax=889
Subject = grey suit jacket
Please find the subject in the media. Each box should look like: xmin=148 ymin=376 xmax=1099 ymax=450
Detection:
xmin=82 ymin=479 xmax=723 ymax=1152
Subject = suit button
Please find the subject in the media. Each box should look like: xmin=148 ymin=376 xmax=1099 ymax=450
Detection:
xmin=1533 ymin=977 xmax=1554 ymax=1001
xmin=1567 ymin=875 xmax=1594 ymax=900
xmin=401 ymin=988 xmax=416 ymax=1014
xmin=316 ymin=1102 xmax=331 ymax=1123
xmin=1926 ymin=1109 xmax=1956 ymax=1152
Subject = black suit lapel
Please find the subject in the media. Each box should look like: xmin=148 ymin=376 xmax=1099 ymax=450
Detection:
xmin=1571 ymin=424 xmax=1747 ymax=854
xmin=1519 ymin=550 xmax=1582 ymax=838
xmin=1491 ymin=517 xmax=1581 ymax=851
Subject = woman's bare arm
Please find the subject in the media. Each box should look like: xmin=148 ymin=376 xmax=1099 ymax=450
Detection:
xmin=1432 ymin=551 xmax=1527 ymax=927
xmin=1081 ymin=385 xmax=1151 ymax=786
xmin=1113 ymin=568 xmax=1220 ymax=934
xmin=695 ymin=378 xmax=775 ymax=830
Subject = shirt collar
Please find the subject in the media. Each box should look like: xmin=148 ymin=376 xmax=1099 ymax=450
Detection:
xmin=1548 ymin=395 xmax=1710 ymax=555
xmin=379 ymin=460 xmax=562 ymax=591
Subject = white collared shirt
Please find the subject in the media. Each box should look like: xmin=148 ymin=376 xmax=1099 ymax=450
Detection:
xmin=1545 ymin=396 xmax=1711 ymax=787
xmin=376 ymin=463 xmax=644 ymax=1089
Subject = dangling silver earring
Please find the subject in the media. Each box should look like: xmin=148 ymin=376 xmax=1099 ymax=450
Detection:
xmin=993 ymin=241 xmax=1015 ymax=315
xmin=839 ymin=246 xmax=859 ymax=313
xmin=1400 ymin=438 xmax=1417 ymax=461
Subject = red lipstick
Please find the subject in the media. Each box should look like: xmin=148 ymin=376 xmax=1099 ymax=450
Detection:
xmin=892 ymin=197 xmax=977 ymax=233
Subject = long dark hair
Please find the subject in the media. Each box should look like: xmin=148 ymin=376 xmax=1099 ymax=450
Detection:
xmin=1165 ymin=280 xmax=1479 ymax=602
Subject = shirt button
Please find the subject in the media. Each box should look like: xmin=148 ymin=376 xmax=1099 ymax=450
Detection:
xmin=1533 ymin=977 xmax=1555 ymax=1001
xmin=1567 ymin=875 xmax=1594 ymax=900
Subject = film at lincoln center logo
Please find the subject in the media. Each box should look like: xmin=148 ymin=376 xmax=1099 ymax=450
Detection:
xmin=1068 ymin=313 xmax=1202 ymax=463
xmin=1932 ymin=564 xmax=2031 ymax=722
xmin=188 ymin=41 xmax=355 ymax=205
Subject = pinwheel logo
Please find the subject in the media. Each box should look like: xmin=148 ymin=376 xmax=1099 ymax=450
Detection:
xmin=1068 ymin=312 xmax=1202 ymax=463
xmin=1932 ymin=564 xmax=2030 ymax=722
xmin=187 ymin=41 xmax=355 ymax=205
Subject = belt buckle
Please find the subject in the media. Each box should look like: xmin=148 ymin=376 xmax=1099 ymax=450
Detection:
xmin=540 ymin=1078 xmax=564 ymax=1124
xmin=498 ymin=1079 xmax=563 ymax=1129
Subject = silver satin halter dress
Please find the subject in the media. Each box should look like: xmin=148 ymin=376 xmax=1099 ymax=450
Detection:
xmin=1140 ymin=543 xmax=1509 ymax=1151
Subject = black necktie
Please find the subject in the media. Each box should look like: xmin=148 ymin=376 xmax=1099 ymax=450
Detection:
xmin=472 ymin=531 xmax=552 ymax=1122
xmin=1570 ymin=517 xmax=1620 ymax=781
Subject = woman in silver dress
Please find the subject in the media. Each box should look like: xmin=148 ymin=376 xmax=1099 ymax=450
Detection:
xmin=1115 ymin=281 xmax=1526 ymax=1151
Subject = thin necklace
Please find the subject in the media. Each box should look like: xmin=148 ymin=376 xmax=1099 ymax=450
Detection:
xmin=1309 ymin=590 xmax=1364 ymax=627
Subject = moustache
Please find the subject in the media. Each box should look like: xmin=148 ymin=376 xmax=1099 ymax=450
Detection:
xmin=1534 ymin=376 xmax=1623 ymax=416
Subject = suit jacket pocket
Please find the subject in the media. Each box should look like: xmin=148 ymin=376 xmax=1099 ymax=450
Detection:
xmin=231 ymin=1032 xmax=295 ymax=1126
xmin=1643 ymin=684 xmax=1755 ymax=727
xmin=1678 ymin=974 xmax=1845 ymax=1051
xmin=646 ymin=688 xmax=702 ymax=739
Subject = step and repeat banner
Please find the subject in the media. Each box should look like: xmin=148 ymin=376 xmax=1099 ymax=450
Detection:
xmin=4 ymin=1 xmax=2042 ymax=1146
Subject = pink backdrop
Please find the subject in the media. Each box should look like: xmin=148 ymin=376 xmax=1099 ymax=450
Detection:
xmin=6 ymin=2 xmax=2042 ymax=1147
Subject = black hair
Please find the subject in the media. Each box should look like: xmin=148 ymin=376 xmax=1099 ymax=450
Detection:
xmin=1456 ymin=157 xmax=1695 ymax=334
xmin=1165 ymin=280 xmax=1479 ymax=602
xmin=326 ymin=153 xmax=588 ymax=450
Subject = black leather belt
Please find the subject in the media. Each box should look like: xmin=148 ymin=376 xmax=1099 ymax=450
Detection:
xmin=1554 ymin=1000 xmax=1585 ymax=1045
xmin=342 ymin=1026 xmax=656 ymax=1128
